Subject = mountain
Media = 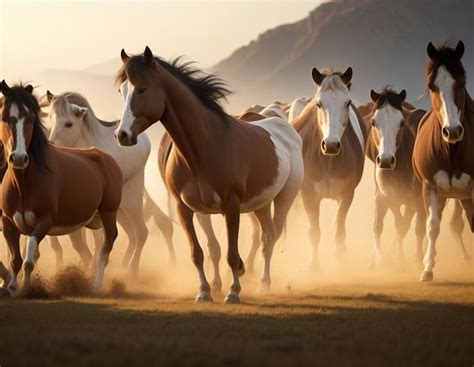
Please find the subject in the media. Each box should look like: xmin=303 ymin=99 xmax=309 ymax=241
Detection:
xmin=213 ymin=0 xmax=474 ymax=111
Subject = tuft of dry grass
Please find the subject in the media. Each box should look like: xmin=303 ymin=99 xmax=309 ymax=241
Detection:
xmin=50 ymin=265 xmax=93 ymax=296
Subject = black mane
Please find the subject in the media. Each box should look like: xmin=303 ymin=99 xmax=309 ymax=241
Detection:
xmin=373 ymin=86 xmax=404 ymax=111
xmin=1 ymin=84 xmax=50 ymax=171
xmin=427 ymin=43 xmax=466 ymax=90
xmin=116 ymin=55 xmax=232 ymax=119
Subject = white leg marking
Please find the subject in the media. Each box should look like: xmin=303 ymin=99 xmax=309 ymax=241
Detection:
xmin=423 ymin=190 xmax=439 ymax=274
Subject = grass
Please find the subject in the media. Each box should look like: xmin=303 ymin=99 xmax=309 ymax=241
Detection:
xmin=0 ymin=282 xmax=473 ymax=367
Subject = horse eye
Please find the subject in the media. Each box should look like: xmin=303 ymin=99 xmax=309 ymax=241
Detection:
xmin=371 ymin=120 xmax=376 ymax=127
xmin=316 ymin=101 xmax=322 ymax=108
xmin=400 ymin=121 xmax=405 ymax=127
xmin=65 ymin=122 xmax=73 ymax=128
xmin=136 ymin=87 xmax=147 ymax=95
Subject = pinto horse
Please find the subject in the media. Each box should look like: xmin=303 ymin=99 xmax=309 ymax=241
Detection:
xmin=361 ymin=87 xmax=427 ymax=268
xmin=413 ymin=41 xmax=474 ymax=282
xmin=0 ymin=81 xmax=122 ymax=294
xmin=115 ymin=47 xmax=303 ymax=303
xmin=292 ymin=67 xmax=368 ymax=269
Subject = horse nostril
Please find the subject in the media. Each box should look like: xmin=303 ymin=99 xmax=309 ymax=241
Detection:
xmin=390 ymin=156 xmax=396 ymax=166
xmin=376 ymin=156 xmax=381 ymax=165
xmin=119 ymin=130 xmax=128 ymax=141
xmin=24 ymin=155 xmax=29 ymax=164
xmin=335 ymin=141 xmax=341 ymax=151
xmin=321 ymin=140 xmax=327 ymax=151
xmin=442 ymin=127 xmax=449 ymax=138
xmin=457 ymin=125 xmax=464 ymax=137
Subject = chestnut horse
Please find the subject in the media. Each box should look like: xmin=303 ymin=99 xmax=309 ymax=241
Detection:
xmin=115 ymin=47 xmax=303 ymax=303
xmin=292 ymin=67 xmax=368 ymax=270
xmin=0 ymin=81 xmax=122 ymax=294
xmin=413 ymin=41 xmax=474 ymax=282
xmin=361 ymin=87 xmax=427 ymax=268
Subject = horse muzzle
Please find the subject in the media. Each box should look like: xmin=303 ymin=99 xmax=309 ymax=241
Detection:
xmin=321 ymin=139 xmax=341 ymax=155
xmin=442 ymin=124 xmax=464 ymax=144
xmin=376 ymin=154 xmax=396 ymax=170
xmin=8 ymin=152 xmax=29 ymax=169
xmin=115 ymin=129 xmax=137 ymax=146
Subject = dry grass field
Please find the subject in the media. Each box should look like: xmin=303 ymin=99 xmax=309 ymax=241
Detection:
xmin=1 ymin=279 xmax=473 ymax=367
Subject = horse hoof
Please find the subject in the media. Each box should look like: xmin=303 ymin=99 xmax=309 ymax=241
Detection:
xmin=0 ymin=287 xmax=11 ymax=298
xmin=195 ymin=292 xmax=213 ymax=303
xmin=420 ymin=271 xmax=433 ymax=282
xmin=224 ymin=293 xmax=240 ymax=304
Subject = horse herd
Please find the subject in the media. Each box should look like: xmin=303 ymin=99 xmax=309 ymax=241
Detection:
xmin=0 ymin=40 xmax=471 ymax=303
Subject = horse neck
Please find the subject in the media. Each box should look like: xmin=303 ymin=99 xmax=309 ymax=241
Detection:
xmin=158 ymin=66 xmax=229 ymax=175
xmin=78 ymin=114 xmax=116 ymax=151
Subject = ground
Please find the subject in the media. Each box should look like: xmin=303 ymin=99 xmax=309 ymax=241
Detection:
xmin=1 ymin=281 xmax=473 ymax=367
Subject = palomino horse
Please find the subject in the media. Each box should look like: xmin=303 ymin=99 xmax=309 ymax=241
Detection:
xmin=413 ymin=41 xmax=474 ymax=281
xmin=45 ymin=91 xmax=174 ymax=272
xmin=361 ymin=87 xmax=427 ymax=268
xmin=0 ymin=81 xmax=122 ymax=294
xmin=115 ymin=47 xmax=303 ymax=303
xmin=292 ymin=67 xmax=367 ymax=269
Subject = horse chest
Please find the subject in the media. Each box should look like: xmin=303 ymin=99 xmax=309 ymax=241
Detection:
xmin=313 ymin=177 xmax=350 ymax=199
xmin=375 ymin=169 xmax=403 ymax=198
xmin=433 ymin=170 xmax=472 ymax=198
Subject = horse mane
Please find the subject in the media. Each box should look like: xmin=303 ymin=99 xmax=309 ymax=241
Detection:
xmin=318 ymin=68 xmax=351 ymax=93
xmin=50 ymin=92 xmax=118 ymax=130
xmin=1 ymin=83 xmax=50 ymax=171
xmin=372 ymin=86 xmax=404 ymax=112
xmin=426 ymin=42 xmax=466 ymax=90
xmin=116 ymin=54 xmax=232 ymax=119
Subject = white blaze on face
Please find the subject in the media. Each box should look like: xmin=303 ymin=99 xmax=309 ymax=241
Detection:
xmin=316 ymin=87 xmax=350 ymax=143
xmin=435 ymin=66 xmax=461 ymax=130
xmin=9 ymin=103 xmax=27 ymax=157
xmin=373 ymin=104 xmax=404 ymax=158
xmin=116 ymin=80 xmax=135 ymax=137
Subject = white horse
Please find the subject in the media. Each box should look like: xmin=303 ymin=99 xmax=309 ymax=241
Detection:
xmin=45 ymin=91 xmax=169 ymax=274
xmin=288 ymin=97 xmax=311 ymax=123
xmin=260 ymin=102 xmax=289 ymax=120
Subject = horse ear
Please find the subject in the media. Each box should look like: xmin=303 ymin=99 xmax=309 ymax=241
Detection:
xmin=311 ymin=68 xmax=324 ymax=86
xmin=46 ymin=90 xmax=54 ymax=103
xmin=0 ymin=80 xmax=11 ymax=96
xmin=25 ymin=84 xmax=34 ymax=94
xmin=398 ymin=89 xmax=407 ymax=102
xmin=427 ymin=42 xmax=437 ymax=59
xmin=71 ymin=104 xmax=88 ymax=118
xmin=121 ymin=49 xmax=130 ymax=63
xmin=144 ymin=46 xmax=154 ymax=66
xmin=455 ymin=40 xmax=464 ymax=59
xmin=341 ymin=67 xmax=353 ymax=85
xmin=370 ymin=89 xmax=380 ymax=102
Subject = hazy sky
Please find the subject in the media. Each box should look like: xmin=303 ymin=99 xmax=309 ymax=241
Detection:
xmin=1 ymin=1 xmax=319 ymax=78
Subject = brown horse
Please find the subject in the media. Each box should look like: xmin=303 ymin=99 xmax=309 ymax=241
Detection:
xmin=360 ymin=87 xmax=427 ymax=268
xmin=0 ymin=81 xmax=122 ymax=294
xmin=292 ymin=67 xmax=368 ymax=269
xmin=114 ymin=47 xmax=303 ymax=303
xmin=413 ymin=41 xmax=474 ymax=282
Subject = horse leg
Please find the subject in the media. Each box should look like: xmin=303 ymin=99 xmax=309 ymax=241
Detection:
xmin=244 ymin=212 xmax=261 ymax=275
xmin=152 ymin=202 xmax=175 ymax=265
xmin=0 ymin=261 xmax=10 ymax=288
xmin=117 ymin=210 xmax=135 ymax=268
xmin=451 ymin=200 xmax=471 ymax=263
xmin=177 ymin=202 xmax=212 ymax=302
xmin=68 ymin=229 xmax=93 ymax=268
xmin=371 ymin=193 xmax=388 ymax=269
xmin=126 ymin=207 xmax=148 ymax=276
xmin=421 ymin=186 xmax=446 ymax=282
xmin=414 ymin=206 xmax=427 ymax=267
xmin=90 ymin=229 xmax=104 ymax=272
xmin=253 ymin=204 xmax=276 ymax=293
xmin=301 ymin=186 xmax=321 ymax=271
xmin=48 ymin=236 xmax=64 ymax=269
xmin=196 ymin=213 xmax=222 ymax=292
xmin=390 ymin=204 xmax=415 ymax=264
xmin=23 ymin=214 xmax=52 ymax=288
xmin=2 ymin=217 xmax=21 ymax=295
xmin=95 ymin=210 xmax=118 ymax=292
xmin=223 ymin=193 xmax=244 ymax=304
xmin=335 ymin=191 xmax=355 ymax=260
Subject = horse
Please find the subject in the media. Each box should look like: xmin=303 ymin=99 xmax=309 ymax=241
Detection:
xmin=114 ymin=47 xmax=303 ymax=303
xmin=412 ymin=41 xmax=474 ymax=282
xmin=44 ymin=91 xmax=174 ymax=273
xmin=288 ymin=97 xmax=311 ymax=123
xmin=292 ymin=67 xmax=368 ymax=270
xmin=360 ymin=87 xmax=427 ymax=268
xmin=260 ymin=102 xmax=288 ymax=120
xmin=0 ymin=81 xmax=122 ymax=294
